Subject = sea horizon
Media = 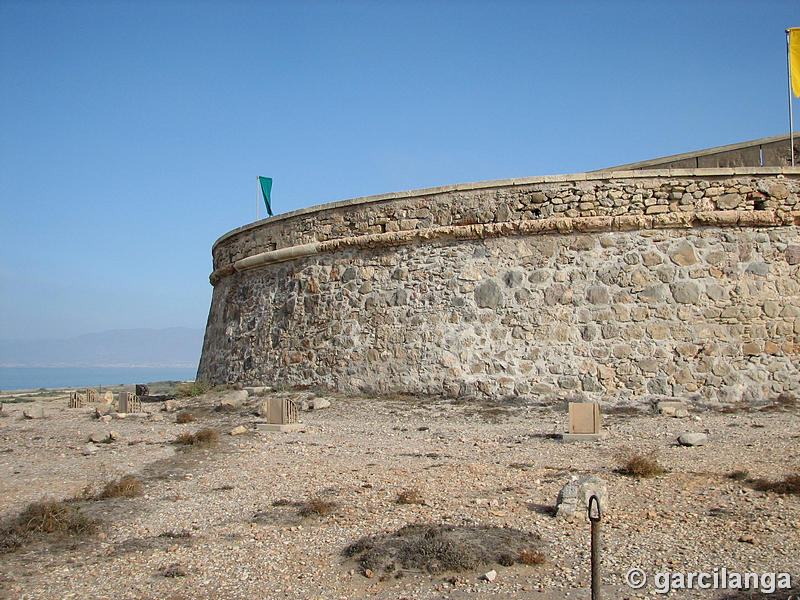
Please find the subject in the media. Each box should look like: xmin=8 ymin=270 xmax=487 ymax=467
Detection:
xmin=0 ymin=366 xmax=198 ymax=391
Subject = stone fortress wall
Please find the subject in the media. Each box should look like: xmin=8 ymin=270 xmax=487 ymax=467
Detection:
xmin=198 ymin=137 xmax=800 ymax=406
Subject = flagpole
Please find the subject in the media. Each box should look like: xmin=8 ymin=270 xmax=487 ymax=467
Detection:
xmin=788 ymin=29 xmax=795 ymax=166
xmin=256 ymin=176 xmax=260 ymax=221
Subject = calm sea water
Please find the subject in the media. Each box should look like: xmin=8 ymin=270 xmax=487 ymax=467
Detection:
xmin=0 ymin=367 xmax=198 ymax=391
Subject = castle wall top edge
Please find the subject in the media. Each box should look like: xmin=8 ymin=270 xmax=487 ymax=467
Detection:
xmin=212 ymin=167 xmax=800 ymax=251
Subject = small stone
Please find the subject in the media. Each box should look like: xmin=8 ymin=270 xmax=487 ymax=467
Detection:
xmin=82 ymin=444 xmax=98 ymax=456
xmin=364 ymin=569 xmax=375 ymax=579
xmin=678 ymin=432 xmax=708 ymax=446
xmin=483 ymin=570 xmax=497 ymax=582
xmin=738 ymin=535 xmax=755 ymax=544
xmin=109 ymin=430 xmax=121 ymax=441
xmin=99 ymin=415 xmax=112 ymax=423
xmin=230 ymin=425 xmax=248 ymax=436
xmin=149 ymin=414 xmax=164 ymax=422
xmin=88 ymin=432 xmax=107 ymax=443
xmin=310 ymin=398 xmax=331 ymax=410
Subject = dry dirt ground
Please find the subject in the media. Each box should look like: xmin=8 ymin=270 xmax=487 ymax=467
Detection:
xmin=0 ymin=388 xmax=798 ymax=600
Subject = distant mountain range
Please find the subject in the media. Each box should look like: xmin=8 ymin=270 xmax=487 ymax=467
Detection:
xmin=0 ymin=327 xmax=205 ymax=368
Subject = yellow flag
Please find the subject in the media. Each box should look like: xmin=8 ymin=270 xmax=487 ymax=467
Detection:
xmin=791 ymin=28 xmax=800 ymax=98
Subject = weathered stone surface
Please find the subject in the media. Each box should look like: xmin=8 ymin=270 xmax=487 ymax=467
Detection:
xmin=474 ymin=279 xmax=503 ymax=309
xmin=669 ymin=241 xmax=698 ymax=266
xmin=670 ymin=282 xmax=700 ymax=304
xmin=198 ymin=172 xmax=800 ymax=405
xmin=230 ymin=425 xmax=248 ymax=435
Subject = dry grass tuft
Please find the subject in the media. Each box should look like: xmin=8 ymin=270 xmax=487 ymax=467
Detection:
xmin=298 ymin=497 xmax=336 ymax=517
xmin=519 ymin=549 xmax=546 ymax=565
xmin=395 ymin=489 xmax=424 ymax=505
xmin=727 ymin=470 xmax=749 ymax=481
xmin=615 ymin=450 xmax=665 ymax=478
xmin=1 ymin=500 xmax=98 ymax=551
xmin=748 ymin=472 xmax=800 ymax=495
xmin=99 ymin=475 xmax=142 ymax=499
xmin=175 ymin=381 xmax=210 ymax=398
xmin=176 ymin=411 xmax=195 ymax=424
xmin=174 ymin=428 xmax=218 ymax=448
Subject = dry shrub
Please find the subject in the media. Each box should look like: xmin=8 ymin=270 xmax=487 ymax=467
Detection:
xmin=100 ymin=475 xmax=142 ymax=499
xmin=616 ymin=450 xmax=665 ymax=478
xmin=176 ymin=411 xmax=195 ymax=424
xmin=298 ymin=497 xmax=336 ymax=517
xmin=161 ymin=563 xmax=187 ymax=577
xmin=395 ymin=489 xmax=424 ymax=505
xmin=344 ymin=524 xmax=545 ymax=576
xmin=519 ymin=549 xmax=546 ymax=565
xmin=175 ymin=381 xmax=209 ymax=398
xmin=1 ymin=500 xmax=98 ymax=551
xmin=748 ymin=473 xmax=800 ymax=495
xmin=175 ymin=428 xmax=218 ymax=448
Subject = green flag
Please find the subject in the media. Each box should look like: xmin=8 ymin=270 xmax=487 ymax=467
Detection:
xmin=258 ymin=176 xmax=273 ymax=217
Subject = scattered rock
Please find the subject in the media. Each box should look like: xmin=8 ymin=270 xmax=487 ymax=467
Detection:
xmin=23 ymin=405 xmax=44 ymax=419
xmin=678 ymin=432 xmax=708 ymax=446
xmin=99 ymin=415 xmax=112 ymax=423
xmin=101 ymin=391 xmax=114 ymax=403
xmin=364 ymin=568 xmax=375 ymax=579
xmin=162 ymin=400 xmax=178 ymax=412
xmin=230 ymin=425 xmax=248 ymax=436
xmin=657 ymin=401 xmax=689 ymax=418
xmin=95 ymin=406 xmax=113 ymax=418
xmin=483 ymin=570 xmax=497 ymax=582
xmin=88 ymin=432 xmax=108 ymax=444
xmin=109 ymin=430 xmax=121 ymax=441
xmin=149 ymin=414 xmax=165 ymax=422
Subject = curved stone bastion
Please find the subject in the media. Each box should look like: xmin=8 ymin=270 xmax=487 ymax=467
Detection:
xmin=198 ymin=167 xmax=800 ymax=405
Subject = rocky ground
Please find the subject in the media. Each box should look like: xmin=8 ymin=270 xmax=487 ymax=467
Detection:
xmin=0 ymin=388 xmax=798 ymax=600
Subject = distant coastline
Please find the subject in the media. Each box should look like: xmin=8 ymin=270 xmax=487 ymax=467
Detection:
xmin=0 ymin=366 xmax=197 ymax=391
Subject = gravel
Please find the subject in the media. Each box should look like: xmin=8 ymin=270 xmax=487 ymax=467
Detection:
xmin=0 ymin=391 xmax=798 ymax=599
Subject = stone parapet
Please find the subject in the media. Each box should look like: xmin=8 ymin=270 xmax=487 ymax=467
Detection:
xmin=210 ymin=169 xmax=800 ymax=284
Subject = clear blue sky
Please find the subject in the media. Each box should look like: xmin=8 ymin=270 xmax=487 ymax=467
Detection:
xmin=1 ymin=0 xmax=798 ymax=342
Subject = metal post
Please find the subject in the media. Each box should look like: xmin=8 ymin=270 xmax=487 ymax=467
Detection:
xmin=257 ymin=176 xmax=260 ymax=221
xmin=788 ymin=29 xmax=795 ymax=166
xmin=588 ymin=494 xmax=602 ymax=600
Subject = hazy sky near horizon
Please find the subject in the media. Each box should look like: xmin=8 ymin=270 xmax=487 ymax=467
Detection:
xmin=1 ymin=0 xmax=798 ymax=342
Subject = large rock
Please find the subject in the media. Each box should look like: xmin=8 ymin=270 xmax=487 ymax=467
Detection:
xmin=678 ymin=432 xmax=708 ymax=446
xmin=556 ymin=475 xmax=608 ymax=520
xmin=23 ymin=405 xmax=44 ymax=419
xmin=217 ymin=390 xmax=248 ymax=410
xmin=310 ymin=398 xmax=331 ymax=410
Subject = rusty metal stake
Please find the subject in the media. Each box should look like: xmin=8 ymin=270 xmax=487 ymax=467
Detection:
xmin=588 ymin=494 xmax=602 ymax=600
